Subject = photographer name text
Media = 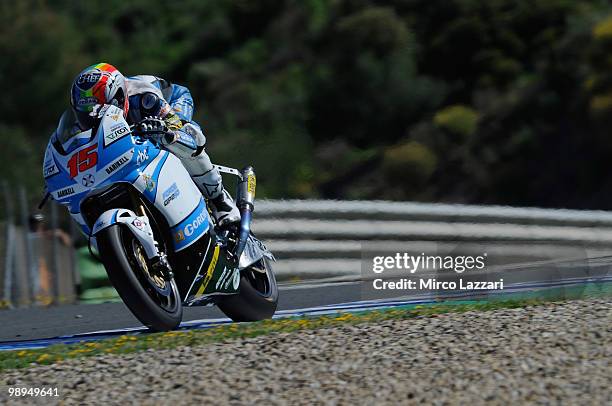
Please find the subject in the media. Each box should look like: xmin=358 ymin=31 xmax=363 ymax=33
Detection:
xmin=372 ymin=278 xmax=504 ymax=290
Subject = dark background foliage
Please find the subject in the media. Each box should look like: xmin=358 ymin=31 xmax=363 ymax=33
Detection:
xmin=3 ymin=0 xmax=612 ymax=208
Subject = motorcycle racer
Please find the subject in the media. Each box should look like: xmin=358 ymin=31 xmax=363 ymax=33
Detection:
xmin=55 ymin=62 xmax=240 ymax=227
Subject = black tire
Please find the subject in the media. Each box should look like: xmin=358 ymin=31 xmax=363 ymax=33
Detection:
xmin=218 ymin=258 xmax=278 ymax=321
xmin=97 ymin=224 xmax=183 ymax=331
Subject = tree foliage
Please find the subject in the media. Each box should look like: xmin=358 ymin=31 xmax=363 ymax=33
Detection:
xmin=2 ymin=0 xmax=612 ymax=208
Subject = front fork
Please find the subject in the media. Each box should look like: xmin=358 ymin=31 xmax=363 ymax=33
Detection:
xmin=131 ymin=192 xmax=174 ymax=280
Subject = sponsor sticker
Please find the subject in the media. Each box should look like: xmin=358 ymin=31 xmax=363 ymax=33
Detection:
xmin=196 ymin=245 xmax=220 ymax=296
xmin=81 ymin=174 xmax=95 ymax=187
xmin=162 ymin=182 xmax=180 ymax=206
xmin=247 ymin=175 xmax=256 ymax=195
xmin=109 ymin=123 xmax=124 ymax=132
xmin=216 ymin=266 xmax=239 ymax=291
xmin=216 ymin=266 xmax=230 ymax=290
xmin=44 ymin=163 xmax=59 ymax=178
xmin=105 ymin=155 xmax=130 ymax=175
xmin=57 ymin=187 xmax=75 ymax=198
xmin=136 ymin=148 xmax=149 ymax=166
xmin=77 ymin=97 xmax=98 ymax=106
xmin=142 ymin=174 xmax=156 ymax=192
xmin=232 ymin=269 xmax=240 ymax=289
xmin=77 ymin=72 xmax=101 ymax=88
xmin=104 ymin=125 xmax=129 ymax=146
xmin=184 ymin=211 xmax=207 ymax=237
xmin=172 ymin=200 xmax=209 ymax=250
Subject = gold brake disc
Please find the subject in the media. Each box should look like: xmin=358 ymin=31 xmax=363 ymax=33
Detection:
xmin=133 ymin=241 xmax=166 ymax=289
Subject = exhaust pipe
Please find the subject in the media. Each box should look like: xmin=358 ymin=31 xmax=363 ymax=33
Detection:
xmin=235 ymin=166 xmax=256 ymax=259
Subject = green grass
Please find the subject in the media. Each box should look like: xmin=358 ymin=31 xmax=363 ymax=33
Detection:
xmin=1 ymin=294 xmax=607 ymax=372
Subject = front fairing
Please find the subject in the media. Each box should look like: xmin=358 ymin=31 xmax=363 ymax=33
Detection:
xmin=43 ymin=105 xmax=161 ymax=233
xmin=43 ymin=105 xmax=209 ymax=253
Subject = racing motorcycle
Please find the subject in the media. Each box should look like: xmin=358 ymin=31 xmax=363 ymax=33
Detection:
xmin=41 ymin=105 xmax=278 ymax=331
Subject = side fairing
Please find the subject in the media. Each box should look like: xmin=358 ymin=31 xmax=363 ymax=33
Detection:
xmin=131 ymin=151 xmax=209 ymax=252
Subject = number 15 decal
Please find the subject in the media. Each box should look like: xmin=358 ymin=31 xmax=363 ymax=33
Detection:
xmin=67 ymin=144 xmax=98 ymax=178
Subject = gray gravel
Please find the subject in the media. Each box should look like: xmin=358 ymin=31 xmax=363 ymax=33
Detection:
xmin=1 ymin=298 xmax=610 ymax=405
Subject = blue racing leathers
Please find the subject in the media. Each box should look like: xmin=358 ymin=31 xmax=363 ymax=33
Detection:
xmin=126 ymin=75 xmax=239 ymax=224
xmin=126 ymin=75 xmax=194 ymax=123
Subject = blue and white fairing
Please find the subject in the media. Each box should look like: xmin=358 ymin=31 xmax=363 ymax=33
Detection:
xmin=43 ymin=105 xmax=209 ymax=253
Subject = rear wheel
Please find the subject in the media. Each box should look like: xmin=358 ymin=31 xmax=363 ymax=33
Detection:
xmin=218 ymin=258 xmax=278 ymax=321
xmin=97 ymin=225 xmax=182 ymax=331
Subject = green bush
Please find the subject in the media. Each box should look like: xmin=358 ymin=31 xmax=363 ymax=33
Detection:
xmin=382 ymin=141 xmax=438 ymax=186
xmin=433 ymin=105 xmax=480 ymax=137
xmin=593 ymin=15 xmax=612 ymax=40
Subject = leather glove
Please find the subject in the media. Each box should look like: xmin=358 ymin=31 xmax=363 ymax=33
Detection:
xmin=135 ymin=116 xmax=176 ymax=145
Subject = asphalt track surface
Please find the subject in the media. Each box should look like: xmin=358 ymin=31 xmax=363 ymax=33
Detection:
xmin=0 ymin=282 xmax=362 ymax=342
xmin=0 ymin=254 xmax=610 ymax=344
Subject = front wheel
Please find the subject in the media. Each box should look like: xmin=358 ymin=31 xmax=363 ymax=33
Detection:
xmin=218 ymin=258 xmax=278 ymax=321
xmin=97 ymin=225 xmax=183 ymax=331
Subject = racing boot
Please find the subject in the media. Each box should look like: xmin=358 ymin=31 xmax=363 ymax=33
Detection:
xmin=191 ymin=166 xmax=241 ymax=227
xmin=208 ymin=188 xmax=242 ymax=228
